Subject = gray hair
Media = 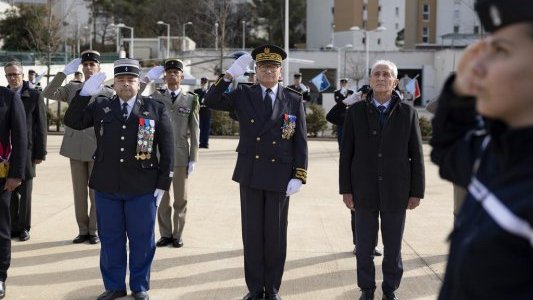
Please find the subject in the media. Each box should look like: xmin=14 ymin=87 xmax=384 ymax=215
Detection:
xmin=4 ymin=61 xmax=23 ymax=72
xmin=370 ymin=60 xmax=398 ymax=78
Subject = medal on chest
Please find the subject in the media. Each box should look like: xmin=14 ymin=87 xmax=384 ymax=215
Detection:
xmin=281 ymin=114 xmax=297 ymax=139
xmin=135 ymin=118 xmax=155 ymax=160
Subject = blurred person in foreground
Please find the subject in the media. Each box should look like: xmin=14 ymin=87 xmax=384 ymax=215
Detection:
xmin=206 ymin=44 xmax=308 ymax=300
xmin=64 ymin=59 xmax=174 ymax=300
xmin=339 ymin=60 xmax=425 ymax=300
xmin=0 ymin=86 xmax=27 ymax=299
xmin=430 ymin=0 xmax=533 ymax=299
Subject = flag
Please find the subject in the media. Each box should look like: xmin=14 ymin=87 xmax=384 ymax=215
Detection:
xmin=405 ymin=77 xmax=421 ymax=99
xmin=310 ymin=71 xmax=331 ymax=92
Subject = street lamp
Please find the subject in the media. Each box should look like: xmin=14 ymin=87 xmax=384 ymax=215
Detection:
xmin=157 ymin=21 xmax=170 ymax=58
xmin=214 ymin=22 xmax=219 ymax=50
xmin=327 ymin=43 xmax=352 ymax=87
xmin=350 ymin=26 xmax=386 ymax=83
xmin=182 ymin=21 xmax=193 ymax=54
xmin=241 ymin=20 xmax=246 ymax=49
xmin=84 ymin=25 xmax=92 ymax=49
xmin=116 ymin=23 xmax=134 ymax=58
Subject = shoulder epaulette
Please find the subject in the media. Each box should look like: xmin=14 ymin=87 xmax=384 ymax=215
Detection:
xmin=188 ymin=91 xmax=197 ymax=96
xmin=285 ymin=86 xmax=302 ymax=96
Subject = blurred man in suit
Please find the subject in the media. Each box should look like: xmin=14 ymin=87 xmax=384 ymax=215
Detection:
xmin=0 ymin=86 xmax=28 ymax=299
xmin=43 ymin=50 xmax=114 ymax=245
xmin=64 ymin=59 xmax=174 ymax=300
xmin=206 ymin=44 xmax=308 ymax=300
xmin=195 ymin=77 xmax=211 ymax=148
xmin=4 ymin=62 xmax=47 ymax=242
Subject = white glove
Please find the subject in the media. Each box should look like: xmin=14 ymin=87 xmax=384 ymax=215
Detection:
xmin=187 ymin=161 xmax=196 ymax=176
xmin=63 ymin=58 xmax=82 ymax=75
xmin=226 ymin=53 xmax=253 ymax=78
xmin=142 ymin=66 xmax=165 ymax=83
xmin=286 ymin=179 xmax=303 ymax=197
xmin=342 ymin=91 xmax=362 ymax=106
xmin=34 ymin=71 xmax=45 ymax=84
xmin=79 ymin=72 xmax=106 ymax=96
xmin=154 ymin=188 xmax=165 ymax=207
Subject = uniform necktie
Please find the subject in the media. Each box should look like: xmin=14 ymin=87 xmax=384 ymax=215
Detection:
xmin=121 ymin=102 xmax=129 ymax=121
xmin=170 ymin=91 xmax=177 ymax=103
xmin=264 ymin=88 xmax=273 ymax=118
xmin=378 ymin=105 xmax=386 ymax=126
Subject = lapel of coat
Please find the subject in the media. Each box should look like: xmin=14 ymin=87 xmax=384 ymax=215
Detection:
xmin=128 ymin=95 xmax=144 ymax=125
xmin=259 ymin=86 xmax=288 ymax=135
xmin=111 ymin=96 xmax=124 ymax=122
xmin=249 ymin=85 xmax=267 ymax=122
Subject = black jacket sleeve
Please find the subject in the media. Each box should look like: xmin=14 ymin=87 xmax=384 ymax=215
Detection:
xmin=63 ymin=92 xmax=95 ymax=130
xmin=32 ymin=92 xmax=47 ymax=160
xmin=8 ymin=93 xmax=28 ymax=179
xmin=205 ymin=75 xmax=236 ymax=112
xmin=408 ymin=109 xmax=425 ymax=198
xmin=155 ymin=106 xmax=174 ymax=191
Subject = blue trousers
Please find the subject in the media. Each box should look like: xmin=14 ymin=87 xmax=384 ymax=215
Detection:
xmin=95 ymin=191 xmax=156 ymax=292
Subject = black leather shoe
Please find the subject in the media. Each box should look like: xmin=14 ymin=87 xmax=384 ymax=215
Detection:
xmin=156 ymin=237 xmax=173 ymax=247
xmin=243 ymin=291 xmax=264 ymax=300
xmin=19 ymin=230 xmax=30 ymax=241
xmin=172 ymin=238 xmax=183 ymax=248
xmin=382 ymin=292 xmax=399 ymax=300
xmin=0 ymin=281 xmax=5 ymax=299
xmin=132 ymin=291 xmax=149 ymax=300
xmin=73 ymin=234 xmax=89 ymax=243
xmin=88 ymin=235 xmax=100 ymax=244
xmin=96 ymin=290 xmax=127 ymax=300
xmin=359 ymin=290 xmax=374 ymax=300
xmin=265 ymin=292 xmax=281 ymax=300
xmin=373 ymin=247 xmax=382 ymax=256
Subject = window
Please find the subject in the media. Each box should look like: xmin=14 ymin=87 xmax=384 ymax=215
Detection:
xmin=395 ymin=7 xmax=399 ymax=17
xmin=423 ymin=27 xmax=428 ymax=35
xmin=454 ymin=25 xmax=460 ymax=33
xmin=422 ymin=26 xmax=429 ymax=43
xmin=377 ymin=38 xmax=381 ymax=45
xmin=422 ymin=36 xmax=428 ymax=43
xmin=363 ymin=4 xmax=366 ymax=11
xmin=378 ymin=21 xmax=382 ymax=27
xmin=395 ymin=23 xmax=399 ymax=30
xmin=423 ymin=4 xmax=430 ymax=21
xmin=362 ymin=20 xmax=367 ymax=29
xmin=474 ymin=25 xmax=480 ymax=34
xmin=362 ymin=37 xmax=366 ymax=45
xmin=454 ymin=9 xmax=460 ymax=20
xmin=378 ymin=5 xmax=381 ymax=12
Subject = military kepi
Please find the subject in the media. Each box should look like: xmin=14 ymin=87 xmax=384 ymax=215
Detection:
xmin=475 ymin=0 xmax=533 ymax=32
xmin=80 ymin=50 xmax=100 ymax=63
xmin=164 ymin=58 xmax=184 ymax=71
xmin=251 ymin=44 xmax=287 ymax=64
xmin=114 ymin=58 xmax=140 ymax=77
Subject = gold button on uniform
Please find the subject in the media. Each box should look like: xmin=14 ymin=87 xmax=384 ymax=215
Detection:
xmin=122 ymin=125 xmax=126 ymax=129
xmin=120 ymin=159 xmax=124 ymax=162
xmin=121 ymin=136 xmax=125 ymax=140
xmin=255 ymin=155 xmax=260 ymax=159
xmin=256 ymin=137 xmax=261 ymax=141
xmin=272 ymin=141 xmax=276 ymax=145
xmin=271 ymin=159 xmax=276 ymax=162
xmin=250 ymin=119 xmax=255 ymax=123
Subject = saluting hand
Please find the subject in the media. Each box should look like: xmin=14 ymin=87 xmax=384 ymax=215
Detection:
xmin=142 ymin=66 xmax=165 ymax=83
xmin=63 ymin=58 xmax=82 ymax=75
xmin=226 ymin=53 xmax=253 ymax=79
xmin=80 ymin=72 xmax=106 ymax=96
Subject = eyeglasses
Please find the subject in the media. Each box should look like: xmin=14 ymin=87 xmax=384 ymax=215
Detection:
xmin=5 ymin=73 xmax=22 ymax=78
xmin=257 ymin=64 xmax=280 ymax=72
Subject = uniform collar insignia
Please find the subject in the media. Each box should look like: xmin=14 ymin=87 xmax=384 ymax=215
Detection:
xmin=103 ymin=107 xmax=111 ymax=113
xmin=143 ymin=111 xmax=149 ymax=116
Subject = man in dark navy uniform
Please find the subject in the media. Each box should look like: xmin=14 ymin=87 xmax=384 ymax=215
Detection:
xmin=194 ymin=77 xmax=211 ymax=148
xmin=0 ymin=86 xmax=28 ymax=299
xmin=206 ymin=44 xmax=308 ymax=300
xmin=64 ymin=59 xmax=174 ymax=300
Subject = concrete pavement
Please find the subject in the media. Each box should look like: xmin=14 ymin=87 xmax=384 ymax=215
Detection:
xmin=7 ymin=135 xmax=453 ymax=300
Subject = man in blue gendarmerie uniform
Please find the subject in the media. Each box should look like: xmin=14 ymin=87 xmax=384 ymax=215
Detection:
xmin=206 ymin=44 xmax=308 ymax=300
xmin=64 ymin=58 xmax=174 ymax=300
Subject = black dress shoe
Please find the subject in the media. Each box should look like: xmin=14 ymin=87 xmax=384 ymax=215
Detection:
xmin=265 ymin=292 xmax=281 ymax=300
xmin=0 ymin=281 xmax=5 ymax=299
xmin=132 ymin=291 xmax=149 ymax=300
xmin=19 ymin=230 xmax=30 ymax=241
xmin=382 ymin=292 xmax=399 ymax=300
xmin=73 ymin=234 xmax=89 ymax=243
xmin=156 ymin=237 xmax=173 ymax=247
xmin=359 ymin=290 xmax=374 ymax=300
xmin=172 ymin=238 xmax=183 ymax=248
xmin=96 ymin=290 xmax=127 ymax=300
xmin=89 ymin=234 xmax=100 ymax=244
xmin=243 ymin=291 xmax=264 ymax=300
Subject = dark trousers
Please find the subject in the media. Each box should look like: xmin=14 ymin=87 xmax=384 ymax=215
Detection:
xmin=240 ymin=185 xmax=289 ymax=295
xmin=10 ymin=178 xmax=32 ymax=233
xmin=199 ymin=109 xmax=211 ymax=147
xmin=355 ymin=208 xmax=406 ymax=293
xmin=337 ymin=125 xmax=343 ymax=149
xmin=95 ymin=191 xmax=156 ymax=293
xmin=0 ymin=182 xmax=11 ymax=281
xmin=351 ymin=210 xmax=379 ymax=246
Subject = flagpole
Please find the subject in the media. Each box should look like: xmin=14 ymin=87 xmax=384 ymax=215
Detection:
xmin=283 ymin=0 xmax=289 ymax=85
